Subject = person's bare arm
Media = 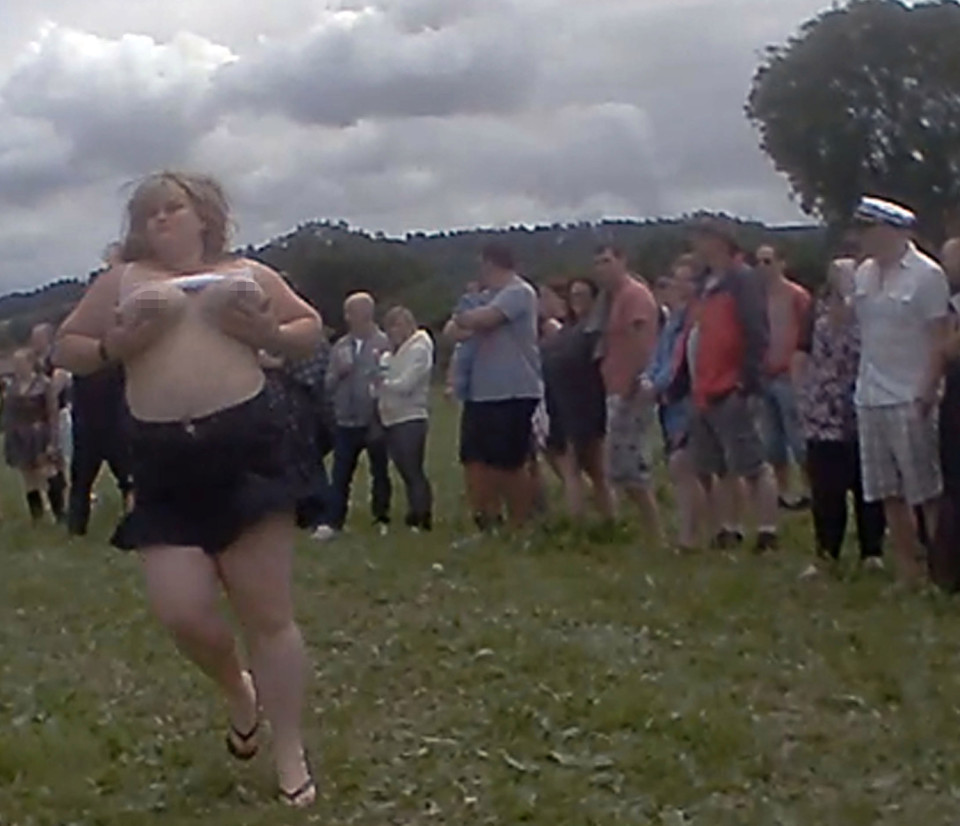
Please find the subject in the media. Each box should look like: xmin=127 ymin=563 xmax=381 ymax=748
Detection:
xmin=444 ymin=317 xmax=473 ymax=342
xmin=45 ymin=379 xmax=59 ymax=449
xmin=454 ymin=305 xmax=507 ymax=332
xmin=919 ymin=316 xmax=950 ymax=413
xmin=246 ymin=261 xmax=323 ymax=359
xmin=619 ymin=318 xmax=654 ymax=399
xmin=52 ymin=267 xmax=123 ymax=375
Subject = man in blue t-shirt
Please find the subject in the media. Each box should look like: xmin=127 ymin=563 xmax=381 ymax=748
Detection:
xmin=444 ymin=243 xmax=543 ymax=530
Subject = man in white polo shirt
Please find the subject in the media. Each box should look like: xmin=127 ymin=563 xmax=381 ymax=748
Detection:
xmin=851 ymin=196 xmax=950 ymax=584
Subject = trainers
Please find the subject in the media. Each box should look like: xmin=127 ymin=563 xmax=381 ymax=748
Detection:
xmin=778 ymin=495 xmax=811 ymax=511
xmin=862 ymin=556 xmax=885 ymax=572
xmin=310 ymin=525 xmax=338 ymax=542
xmin=709 ymin=529 xmax=744 ymax=550
xmin=798 ymin=563 xmax=821 ymax=580
xmin=753 ymin=531 xmax=779 ymax=554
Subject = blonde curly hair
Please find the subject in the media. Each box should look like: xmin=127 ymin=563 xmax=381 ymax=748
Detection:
xmin=120 ymin=171 xmax=234 ymax=264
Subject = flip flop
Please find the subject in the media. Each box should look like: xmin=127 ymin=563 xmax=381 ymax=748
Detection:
xmin=226 ymin=671 xmax=260 ymax=761
xmin=279 ymin=752 xmax=316 ymax=808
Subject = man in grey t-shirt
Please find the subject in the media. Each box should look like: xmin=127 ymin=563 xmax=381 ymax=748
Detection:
xmin=444 ymin=243 xmax=543 ymax=530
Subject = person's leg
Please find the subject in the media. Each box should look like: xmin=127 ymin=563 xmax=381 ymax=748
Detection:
xmin=806 ymin=440 xmax=847 ymax=560
xmin=759 ymin=383 xmax=792 ymax=501
xmin=327 ymin=427 xmax=364 ymax=531
xmin=46 ymin=465 xmax=66 ymax=523
xmin=219 ymin=513 xmax=312 ymax=803
xmin=460 ymin=403 xmax=500 ymax=528
xmin=527 ymin=453 xmax=549 ymax=517
xmin=387 ymin=421 xmax=432 ymax=528
xmin=365 ymin=432 xmax=392 ymax=526
xmin=779 ymin=378 xmax=810 ymax=500
xmin=406 ymin=420 xmax=433 ymax=528
xmin=608 ymin=396 xmax=663 ymax=543
xmin=21 ymin=468 xmax=45 ymax=523
xmin=491 ymin=401 xmax=538 ymax=529
xmin=883 ymin=497 xmax=926 ymax=582
xmin=579 ymin=438 xmax=615 ymax=520
xmin=494 ymin=466 xmax=535 ymax=528
xmin=668 ymin=447 xmax=705 ymax=549
xmin=557 ymin=447 xmax=585 ymax=518
xmin=720 ymin=394 xmax=778 ymax=547
xmin=890 ymin=403 xmax=943 ymax=580
xmin=141 ymin=546 xmax=257 ymax=751
xmin=850 ymin=439 xmax=885 ymax=560
xmin=68 ymin=424 xmax=104 ymax=535
xmin=689 ymin=407 xmax=732 ymax=546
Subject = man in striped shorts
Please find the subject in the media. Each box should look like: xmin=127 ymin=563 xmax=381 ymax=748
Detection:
xmin=851 ymin=196 xmax=950 ymax=584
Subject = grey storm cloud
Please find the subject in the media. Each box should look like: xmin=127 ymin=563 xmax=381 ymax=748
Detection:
xmin=0 ymin=0 xmax=832 ymax=289
xmin=214 ymin=2 xmax=539 ymax=126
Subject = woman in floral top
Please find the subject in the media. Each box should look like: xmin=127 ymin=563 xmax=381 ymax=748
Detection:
xmin=796 ymin=258 xmax=885 ymax=569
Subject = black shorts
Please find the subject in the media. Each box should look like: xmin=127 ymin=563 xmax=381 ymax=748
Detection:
xmin=460 ymin=398 xmax=538 ymax=471
xmin=111 ymin=390 xmax=295 ymax=555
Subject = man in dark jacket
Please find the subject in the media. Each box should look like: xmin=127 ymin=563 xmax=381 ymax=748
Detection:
xmin=686 ymin=218 xmax=780 ymax=552
xmin=65 ymin=268 xmax=133 ymax=535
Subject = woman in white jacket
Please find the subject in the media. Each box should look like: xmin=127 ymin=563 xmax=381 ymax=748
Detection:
xmin=378 ymin=307 xmax=435 ymax=531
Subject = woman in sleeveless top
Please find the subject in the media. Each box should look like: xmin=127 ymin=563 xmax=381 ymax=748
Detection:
xmin=2 ymin=347 xmax=57 ymax=523
xmin=30 ymin=323 xmax=70 ymax=522
xmin=53 ymin=172 xmax=322 ymax=808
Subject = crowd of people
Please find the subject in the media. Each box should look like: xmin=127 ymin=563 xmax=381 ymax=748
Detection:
xmin=1 ymin=168 xmax=957 ymax=809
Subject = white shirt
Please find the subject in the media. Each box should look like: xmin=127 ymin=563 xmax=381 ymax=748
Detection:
xmin=853 ymin=243 xmax=949 ymax=407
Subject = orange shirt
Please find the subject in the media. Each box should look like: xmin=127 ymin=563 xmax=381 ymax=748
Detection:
xmin=765 ymin=277 xmax=811 ymax=376
xmin=601 ymin=275 xmax=658 ymax=397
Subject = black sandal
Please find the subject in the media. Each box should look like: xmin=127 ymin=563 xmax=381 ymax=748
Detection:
xmin=226 ymin=671 xmax=260 ymax=761
xmin=226 ymin=720 xmax=260 ymax=761
xmin=279 ymin=752 xmax=316 ymax=808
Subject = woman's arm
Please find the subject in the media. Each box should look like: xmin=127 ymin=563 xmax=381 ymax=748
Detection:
xmin=44 ymin=378 xmax=59 ymax=448
xmin=248 ymin=262 xmax=323 ymax=359
xmin=382 ymin=340 xmax=433 ymax=395
xmin=53 ymin=268 xmax=123 ymax=375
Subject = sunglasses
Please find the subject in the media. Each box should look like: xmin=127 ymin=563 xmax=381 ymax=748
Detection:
xmin=757 ymin=258 xmax=774 ymax=265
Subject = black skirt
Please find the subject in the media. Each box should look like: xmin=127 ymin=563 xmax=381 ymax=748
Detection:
xmin=111 ymin=390 xmax=295 ymax=555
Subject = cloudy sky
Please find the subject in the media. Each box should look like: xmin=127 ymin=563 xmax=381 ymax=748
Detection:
xmin=0 ymin=0 xmax=834 ymax=291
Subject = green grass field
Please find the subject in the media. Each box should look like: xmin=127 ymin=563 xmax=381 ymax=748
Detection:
xmin=3 ymin=397 xmax=960 ymax=825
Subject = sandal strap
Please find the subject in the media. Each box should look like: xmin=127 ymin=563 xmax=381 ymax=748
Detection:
xmin=280 ymin=778 xmax=315 ymax=805
xmin=230 ymin=721 xmax=259 ymax=742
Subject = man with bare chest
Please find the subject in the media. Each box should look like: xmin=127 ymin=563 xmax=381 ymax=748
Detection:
xmin=755 ymin=245 xmax=811 ymax=509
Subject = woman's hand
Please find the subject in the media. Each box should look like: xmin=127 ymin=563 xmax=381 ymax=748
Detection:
xmin=215 ymin=292 xmax=281 ymax=352
xmin=102 ymin=307 xmax=170 ymax=364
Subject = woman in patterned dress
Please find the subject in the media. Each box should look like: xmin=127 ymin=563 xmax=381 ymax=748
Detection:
xmin=795 ymin=259 xmax=886 ymax=575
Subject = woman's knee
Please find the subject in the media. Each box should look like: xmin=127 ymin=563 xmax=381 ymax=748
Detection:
xmin=150 ymin=594 xmax=226 ymax=646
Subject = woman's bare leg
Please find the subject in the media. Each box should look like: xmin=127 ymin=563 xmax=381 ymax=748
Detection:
xmin=556 ymin=448 xmax=585 ymax=518
xmin=141 ymin=547 xmax=256 ymax=742
xmin=668 ymin=449 xmax=706 ymax=548
xmin=581 ymin=440 xmax=615 ymax=520
xmin=218 ymin=513 xmax=310 ymax=800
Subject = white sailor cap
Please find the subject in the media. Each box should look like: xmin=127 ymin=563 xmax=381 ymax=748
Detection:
xmin=853 ymin=196 xmax=916 ymax=229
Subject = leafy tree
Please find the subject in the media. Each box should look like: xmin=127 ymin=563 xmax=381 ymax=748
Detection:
xmin=747 ymin=0 xmax=960 ymax=243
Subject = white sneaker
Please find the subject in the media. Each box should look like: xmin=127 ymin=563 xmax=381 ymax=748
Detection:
xmin=798 ymin=563 xmax=821 ymax=581
xmin=862 ymin=557 xmax=885 ymax=572
xmin=310 ymin=525 xmax=338 ymax=542
xmin=378 ymin=523 xmax=389 ymax=537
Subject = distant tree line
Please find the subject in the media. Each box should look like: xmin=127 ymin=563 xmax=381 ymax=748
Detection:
xmin=2 ymin=217 xmax=829 ymax=351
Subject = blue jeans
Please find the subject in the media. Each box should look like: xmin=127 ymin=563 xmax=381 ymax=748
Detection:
xmin=329 ymin=426 xmax=391 ymax=529
xmin=760 ymin=374 xmax=806 ymax=467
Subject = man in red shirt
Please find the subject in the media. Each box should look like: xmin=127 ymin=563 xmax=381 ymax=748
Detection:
xmin=755 ymin=245 xmax=812 ymax=509
xmin=592 ymin=245 xmax=663 ymax=543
